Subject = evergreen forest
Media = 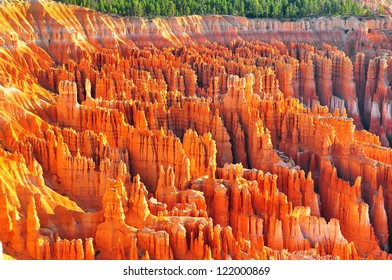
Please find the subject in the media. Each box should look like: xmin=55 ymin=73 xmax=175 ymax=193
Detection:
xmin=56 ymin=0 xmax=374 ymax=19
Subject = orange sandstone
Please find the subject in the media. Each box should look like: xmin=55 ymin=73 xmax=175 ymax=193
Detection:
xmin=1 ymin=0 xmax=392 ymax=260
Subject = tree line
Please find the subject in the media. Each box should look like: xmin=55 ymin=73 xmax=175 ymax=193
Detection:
xmin=56 ymin=0 xmax=373 ymax=19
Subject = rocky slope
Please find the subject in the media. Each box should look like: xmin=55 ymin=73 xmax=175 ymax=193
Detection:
xmin=1 ymin=0 xmax=392 ymax=260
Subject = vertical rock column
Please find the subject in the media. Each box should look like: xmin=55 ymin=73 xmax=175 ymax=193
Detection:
xmin=370 ymin=187 xmax=389 ymax=252
xmin=0 ymin=193 xmax=12 ymax=238
xmin=57 ymin=81 xmax=81 ymax=130
xmin=354 ymin=52 xmax=366 ymax=114
xmin=299 ymin=61 xmax=317 ymax=106
xmin=26 ymin=196 xmax=49 ymax=259
xmin=314 ymin=56 xmax=332 ymax=106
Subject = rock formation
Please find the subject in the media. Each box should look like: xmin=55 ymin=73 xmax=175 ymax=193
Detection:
xmin=1 ymin=0 xmax=392 ymax=260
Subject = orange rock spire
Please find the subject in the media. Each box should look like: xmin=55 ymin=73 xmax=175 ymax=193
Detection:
xmin=1 ymin=0 xmax=392 ymax=260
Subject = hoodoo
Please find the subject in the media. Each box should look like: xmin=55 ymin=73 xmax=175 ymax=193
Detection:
xmin=0 ymin=0 xmax=392 ymax=260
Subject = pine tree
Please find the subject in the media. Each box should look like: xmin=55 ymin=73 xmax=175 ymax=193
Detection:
xmin=55 ymin=0 xmax=375 ymax=20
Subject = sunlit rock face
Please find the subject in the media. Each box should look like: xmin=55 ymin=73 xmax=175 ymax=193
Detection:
xmin=1 ymin=0 xmax=392 ymax=260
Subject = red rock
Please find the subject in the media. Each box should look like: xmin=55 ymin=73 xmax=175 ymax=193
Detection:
xmin=370 ymin=186 xmax=389 ymax=251
xmin=3 ymin=0 xmax=392 ymax=261
xmin=314 ymin=55 xmax=333 ymax=106
xmin=331 ymin=52 xmax=363 ymax=129
xmin=318 ymin=159 xmax=381 ymax=256
xmin=354 ymin=52 xmax=366 ymax=114
xmin=0 ymin=193 xmax=12 ymax=236
xmin=299 ymin=61 xmax=318 ymax=106
xmin=95 ymin=179 xmax=137 ymax=259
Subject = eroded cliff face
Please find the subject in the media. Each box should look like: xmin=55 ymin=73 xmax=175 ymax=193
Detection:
xmin=1 ymin=0 xmax=392 ymax=260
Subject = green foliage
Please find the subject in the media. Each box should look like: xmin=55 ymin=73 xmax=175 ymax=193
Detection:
xmin=54 ymin=0 xmax=374 ymax=19
xmin=378 ymin=4 xmax=385 ymax=15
